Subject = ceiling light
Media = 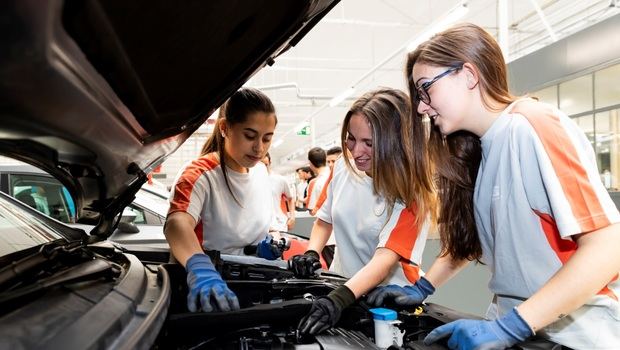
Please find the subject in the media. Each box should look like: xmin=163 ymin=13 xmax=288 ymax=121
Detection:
xmin=528 ymin=0 xmax=558 ymax=41
xmin=329 ymin=87 xmax=355 ymax=107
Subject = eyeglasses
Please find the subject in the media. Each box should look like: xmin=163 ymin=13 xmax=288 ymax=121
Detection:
xmin=415 ymin=65 xmax=462 ymax=106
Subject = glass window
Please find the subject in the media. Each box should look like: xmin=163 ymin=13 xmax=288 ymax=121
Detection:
xmin=559 ymin=74 xmax=593 ymax=116
xmin=595 ymin=109 xmax=620 ymax=190
xmin=572 ymin=114 xmax=594 ymax=145
xmin=595 ymin=63 xmax=620 ymax=109
xmin=9 ymin=174 xmax=74 ymax=224
xmin=0 ymin=197 xmax=63 ymax=257
xmin=125 ymin=205 xmax=146 ymax=224
xmin=532 ymin=85 xmax=558 ymax=107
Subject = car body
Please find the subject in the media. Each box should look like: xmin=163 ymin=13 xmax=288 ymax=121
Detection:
xmin=0 ymin=1 xmax=567 ymax=349
xmin=0 ymin=162 xmax=319 ymax=265
xmin=0 ymin=163 xmax=168 ymax=225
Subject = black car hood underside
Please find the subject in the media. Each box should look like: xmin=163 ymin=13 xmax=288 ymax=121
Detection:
xmin=0 ymin=0 xmax=338 ymax=237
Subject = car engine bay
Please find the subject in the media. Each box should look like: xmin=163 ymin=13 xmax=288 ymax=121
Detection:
xmin=152 ymin=253 xmax=568 ymax=350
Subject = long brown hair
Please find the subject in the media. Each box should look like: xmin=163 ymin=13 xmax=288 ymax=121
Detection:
xmin=340 ymin=88 xmax=436 ymax=229
xmin=200 ymin=87 xmax=276 ymax=203
xmin=406 ymin=23 xmax=516 ymax=262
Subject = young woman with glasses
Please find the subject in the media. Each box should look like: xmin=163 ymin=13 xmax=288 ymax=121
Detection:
xmin=368 ymin=23 xmax=620 ymax=349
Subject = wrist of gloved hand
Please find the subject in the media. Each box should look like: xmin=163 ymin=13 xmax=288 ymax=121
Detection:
xmin=498 ymin=307 xmax=535 ymax=341
xmin=411 ymin=276 xmax=435 ymax=298
xmin=304 ymin=249 xmax=320 ymax=260
xmin=328 ymin=285 xmax=356 ymax=310
xmin=366 ymin=276 xmax=435 ymax=307
xmin=423 ymin=307 xmax=534 ymax=349
xmin=298 ymin=285 xmax=355 ymax=335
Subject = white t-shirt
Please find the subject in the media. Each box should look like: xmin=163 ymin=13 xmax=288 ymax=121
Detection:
xmin=475 ymin=100 xmax=620 ymax=348
xmin=307 ymin=167 xmax=330 ymax=211
xmin=317 ymin=159 xmax=429 ymax=286
xmin=268 ymin=173 xmax=293 ymax=231
xmin=168 ymin=152 xmax=273 ymax=255
xmin=296 ymin=181 xmax=308 ymax=208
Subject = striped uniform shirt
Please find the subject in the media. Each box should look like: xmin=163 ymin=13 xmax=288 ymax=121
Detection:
xmin=268 ymin=172 xmax=293 ymax=232
xmin=317 ymin=158 xmax=429 ymax=286
xmin=307 ymin=167 xmax=330 ymax=212
xmin=168 ymin=152 xmax=273 ymax=255
xmin=475 ymin=100 xmax=620 ymax=348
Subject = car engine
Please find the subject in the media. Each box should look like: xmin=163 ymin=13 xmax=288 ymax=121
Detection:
xmin=152 ymin=253 xmax=567 ymax=350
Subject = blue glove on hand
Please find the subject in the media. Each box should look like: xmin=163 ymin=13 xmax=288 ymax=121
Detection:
xmin=423 ymin=307 xmax=534 ymax=350
xmin=256 ymin=234 xmax=283 ymax=260
xmin=366 ymin=276 xmax=435 ymax=307
xmin=185 ymin=253 xmax=240 ymax=313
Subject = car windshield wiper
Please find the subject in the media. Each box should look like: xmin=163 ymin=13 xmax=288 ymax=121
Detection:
xmin=0 ymin=240 xmax=89 ymax=291
xmin=0 ymin=258 xmax=115 ymax=308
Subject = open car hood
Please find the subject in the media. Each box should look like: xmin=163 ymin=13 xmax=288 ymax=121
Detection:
xmin=0 ymin=0 xmax=339 ymax=238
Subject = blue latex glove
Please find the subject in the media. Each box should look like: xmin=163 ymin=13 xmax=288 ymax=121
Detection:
xmin=423 ymin=307 xmax=533 ymax=350
xmin=185 ymin=253 xmax=240 ymax=313
xmin=366 ymin=276 xmax=435 ymax=307
xmin=256 ymin=234 xmax=283 ymax=260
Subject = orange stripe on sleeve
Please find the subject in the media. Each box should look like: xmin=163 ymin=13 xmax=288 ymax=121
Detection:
xmin=536 ymin=210 xmax=617 ymax=301
xmin=279 ymin=194 xmax=288 ymax=215
xmin=401 ymin=263 xmax=420 ymax=283
xmin=313 ymin=169 xmax=333 ymax=212
xmin=305 ymin=179 xmax=316 ymax=208
xmin=168 ymin=154 xmax=219 ymax=215
xmin=383 ymin=206 xmax=421 ymax=282
xmin=522 ymin=113 xmax=609 ymax=232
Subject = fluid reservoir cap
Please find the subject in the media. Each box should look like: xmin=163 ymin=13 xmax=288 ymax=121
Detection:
xmin=369 ymin=307 xmax=397 ymax=321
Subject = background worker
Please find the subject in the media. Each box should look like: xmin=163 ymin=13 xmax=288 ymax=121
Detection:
xmin=262 ymin=152 xmax=295 ymax=231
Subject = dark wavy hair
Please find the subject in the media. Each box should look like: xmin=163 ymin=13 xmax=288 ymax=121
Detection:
xmin=406 ymin=23 xmax=516 ymax=262
xmin=340 ymin=88 xmax=436 ymax=228
xmin=200 ymin=87 xmax=276 ymax=204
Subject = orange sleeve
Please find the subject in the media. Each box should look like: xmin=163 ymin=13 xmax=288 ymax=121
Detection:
xmin=313 ymin=169 xmax=333 ymax=212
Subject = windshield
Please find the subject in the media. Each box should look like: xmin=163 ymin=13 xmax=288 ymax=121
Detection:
xmin=134 ymin=188 xmax=169 ymax=218
xmin=0 ymin=195 xmax=63 ymax=258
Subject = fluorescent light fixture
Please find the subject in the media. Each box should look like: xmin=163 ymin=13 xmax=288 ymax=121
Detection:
xmin=329 ymin=87 xmax=355 ymax=107
xmin=528 ymin=0 xmax=558 ymax=42
xmin=406 ymin=1 xmax=469 ymax=52
xmin=272 ymin=139 xmax=284 ymax=148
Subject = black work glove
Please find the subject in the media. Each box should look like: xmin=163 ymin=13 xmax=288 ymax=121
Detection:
xmin=366 ymin=276 xmax=435 ymax=307
xmin=289 ymin=250 xmax=322 ymax=278
xmin=298 ymin=285 xmax=356 ymax=335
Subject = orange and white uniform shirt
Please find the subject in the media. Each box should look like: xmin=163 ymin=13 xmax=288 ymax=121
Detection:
xmin=268 ymin=172 xmax=293 ymax=232
xmin=307 ymin=167 xmax=330 ymax=212
xmin=475 ymin=100 xmax=620 ymax=348
xmin=168 ymin=152 xmax=273 ymax=255
xmin=317 ymin=159 xmax=429 ymax=286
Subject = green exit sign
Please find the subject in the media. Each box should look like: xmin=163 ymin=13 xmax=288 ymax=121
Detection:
xmin=296 ymin=125 xmax=311 ymax=136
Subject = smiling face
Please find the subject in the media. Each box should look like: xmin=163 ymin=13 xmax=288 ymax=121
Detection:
xmin=221 ymin=112 xmax=276 ymax=172
xmin=345 ymin=113 xmax=373 ymax=174
xmin=412 ymin=63 xmax=469 ymax=136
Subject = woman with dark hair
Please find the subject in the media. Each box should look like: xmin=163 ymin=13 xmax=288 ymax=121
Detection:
xmin=294 ymin=88 xmax=436 ymax=335
xmin=165 ymin=87 xmax=282 ymax=313
xmin=369 ymin=23 xmax=620 ymax=349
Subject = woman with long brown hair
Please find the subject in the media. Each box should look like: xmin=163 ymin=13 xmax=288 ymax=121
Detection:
xmin=294 ymin=88 xmax=436 ymax=335
xmin=165 ymin=87 xmax=283 ymax=314
xmin=370 ymin=23 xmax=620 ymax=349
